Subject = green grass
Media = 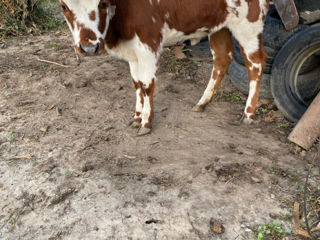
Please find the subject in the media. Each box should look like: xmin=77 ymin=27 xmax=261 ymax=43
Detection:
xmin=254 ymin=220 xmax=291 ymax=240
xmin=225 ymin=92 xmax=245 ymax=103
xmin=44 ymin=42 xmax=64 ymax=50
xmin=277 ymin=122 xmax=291 ymax=128
xmin=0 ymin=0 xmax=65 ymax=40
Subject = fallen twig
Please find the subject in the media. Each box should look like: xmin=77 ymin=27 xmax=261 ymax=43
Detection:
xmin=10 ymin=154 xmax=33 ymax=160
xmin=37 ymin=58 xmax=69 ymax=68
xmin=293 ymin=202 xmax=312 ymax=239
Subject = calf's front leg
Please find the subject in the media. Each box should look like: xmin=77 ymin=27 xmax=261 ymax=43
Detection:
xmin=129 ymin=46 xmax=159 ymax=136
xmin=138 ymin=79 xmax=155 ymax=136
xmin=129 ymin=62 xmax=144 ymax=128
xmin=132 ymin=80 xmax=144 ymax=128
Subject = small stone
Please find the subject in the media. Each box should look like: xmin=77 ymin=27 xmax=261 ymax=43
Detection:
xmin=210 ymin=218 xmax=225 ymax=234
xmin=300 ymin=150 xmax=307 ymax=157
xmin=251 ymin=176 xmax=262 ymax=183
xmin=81 ymin=162 xmax=94 ymax=172
xmin=295 ymin=145 xmax=302 ymax=154
xmin=270 ymin=194 xmax=275 ymax=199
xmin=40 ymin=126 xmax=49 ymax=133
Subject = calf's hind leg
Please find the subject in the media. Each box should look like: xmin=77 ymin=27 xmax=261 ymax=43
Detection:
xmin=193 ymin=28 xmax=234 ymax=112
xmin=235 ymin=33 xmax=266 ymax=124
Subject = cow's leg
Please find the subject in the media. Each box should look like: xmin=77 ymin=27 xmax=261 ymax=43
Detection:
xmin=234 ymin=33 xmax=266 ymax=124
xmin=193 ymin=28 xmax=234 ymax=112
xmin=129 ymin=61 xmax=144 ymax=128
xmin=138 ymin=79 xmax=156 ymax=135
xmin=134 ymin=45 xmax=159 ymax=136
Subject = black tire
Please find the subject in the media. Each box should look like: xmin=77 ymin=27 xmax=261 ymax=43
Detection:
xmin=264 ymin=6 xmax=308 ymax=50
xmin=294 ymin=0 xmax=320 ymax=25
xmin=228 ymin=60 xmax=273 ymax=99
xmin=271 ymin=24 xmax=320 ymax=122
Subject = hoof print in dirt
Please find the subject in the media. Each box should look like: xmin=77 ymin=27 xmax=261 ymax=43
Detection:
xmin=49 ymin=181 xmax=81 ymax=206
xmin=81 ymin=162 xmax=95 ymax=172
xmin=210 ymin=218 xmax=225 ymax=234
xmin=136 ymin=127 xmax=152 ymax=137
xmin=36 ymin=158 xmax=57 ymax=173
xmin=145 ymin=219 xmax=162 ymax=224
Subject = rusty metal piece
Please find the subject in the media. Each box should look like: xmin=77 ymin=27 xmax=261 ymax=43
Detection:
xmin=273 ymin=0 xmax=299 ymax=30
xmin=288 ymin=91 xmax=320 ymax=150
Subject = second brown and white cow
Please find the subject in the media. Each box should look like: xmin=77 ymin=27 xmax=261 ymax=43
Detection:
xmin=60 ymin=0 xmax=269 ymax=135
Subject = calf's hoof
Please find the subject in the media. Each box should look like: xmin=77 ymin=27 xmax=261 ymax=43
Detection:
xmin=192 ymin=105 xmax=205 ymax=112
xmin=243 ymin=118 xmax=254 ymax=125
xmin=131 ymin=120 xmax=141 ymax=128
xmin=137 ymin=127 xmax=152 ymax=136
xmin=128 ymin=119 xmax=141 ymax=128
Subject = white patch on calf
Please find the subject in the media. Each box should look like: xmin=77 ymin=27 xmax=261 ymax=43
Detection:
xmin=108 ymin=35 xmax=159 ymax=85
xmin=152 ymin=17 xmax=156 ymax=23
xmin=162 ymin=23 xmax=209 ymax=47
xmin=250 ymin=63 xmax=262 ymax=76
xmin=135 ymin=89 xmax=143 ymax=116
xmin=245 ymin=80 xmax=258 ymax=117
xmin=226 ymin=0 xmax=265 ymax=60
xmin=196 ymin=48 xmax=219 ymax=107
xmin=197 ymin=67 xmax=218 ymax=106
xmin=141 ymin=96 xmax=151 ymax=126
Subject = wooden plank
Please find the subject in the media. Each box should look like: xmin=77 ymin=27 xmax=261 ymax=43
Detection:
xmin=273 ymin=0 xmax=299 ymax=30
xmin=288 ymin=92 xmax=320 ymax=150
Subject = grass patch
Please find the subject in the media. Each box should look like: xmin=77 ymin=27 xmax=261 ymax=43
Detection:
xmin=160 ymin=48 xmax=198 ymax=79
xmin=224 ymin=92 xmax=245 ymax=103
xmin=277 ymin=122 xmax=291 ymax=128
xmin=254 ymin=220 xmax=291 ymax=240
xmin=0 ymin=0 xmax=65 ymax=40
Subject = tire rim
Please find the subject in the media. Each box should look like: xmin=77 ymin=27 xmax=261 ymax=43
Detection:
xmin=290 ymin=43 xmax=320 ymax=106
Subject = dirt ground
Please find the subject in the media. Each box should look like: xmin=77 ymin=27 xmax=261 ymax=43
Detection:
xmin=0 ymin=31 xmax=319 ymax=240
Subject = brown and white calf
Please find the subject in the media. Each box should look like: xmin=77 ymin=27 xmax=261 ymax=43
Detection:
xmin=60 ymin=0 xmax=269 ymax=135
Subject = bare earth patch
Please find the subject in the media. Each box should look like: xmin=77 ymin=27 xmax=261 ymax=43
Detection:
xmin=0 ymin=31 xmax=316 ymax=239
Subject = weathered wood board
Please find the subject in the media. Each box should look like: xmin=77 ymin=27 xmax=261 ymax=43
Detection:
xmin=288 ymin=91 xmax=320 ymax=150
xmin=273 ymin=0 xmax=299 ymax=30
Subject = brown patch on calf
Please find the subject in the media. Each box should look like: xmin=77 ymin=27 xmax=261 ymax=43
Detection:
xmin=133 ymin=80 xmax=140 ymax=90
xmin=79 ymin=28 xmax=98 ymax=45
xmin=140 ymin=79 xmax=155 ymax=129
xmin=98 ymin=0 xmax=109 ymax=34
xmin=246 ymin=0 xmax=260 ymax=22
xmin=208 ymin=28 xmax=234 ymax=100
xmin=60 ymin=0 xmax=75 ymax=30
xmin=106 ymin=0 xmax=229 ymax=54
xmin=133 ymin=80 xmax=145 ymax=113
xmin=89 ymin=11 xmax=96 ymax=21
